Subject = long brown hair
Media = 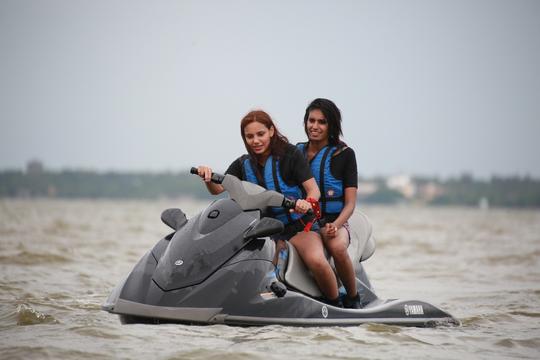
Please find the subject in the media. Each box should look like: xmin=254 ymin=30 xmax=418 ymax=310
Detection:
xmin=240 ymin=110 xmax=289 ymax=160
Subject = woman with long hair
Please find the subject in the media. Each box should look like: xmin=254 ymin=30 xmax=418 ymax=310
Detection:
xmin=196 ymin=110 xmax=341 ymax=305
xmin=297 ymin=98 xmax=361 ymax=308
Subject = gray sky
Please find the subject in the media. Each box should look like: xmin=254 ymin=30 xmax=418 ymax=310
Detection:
xmin=1 ymin=0 xmax=539 ymax=178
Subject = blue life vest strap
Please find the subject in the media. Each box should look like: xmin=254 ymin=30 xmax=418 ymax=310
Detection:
xmin=271 ymin=157 xmax=294 ymax=224
xmin=316 ymin=145 xmax=344 ymax=215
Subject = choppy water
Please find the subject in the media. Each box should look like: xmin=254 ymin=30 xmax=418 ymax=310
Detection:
xmin=1 ymin=199 xmax=539 ymax=359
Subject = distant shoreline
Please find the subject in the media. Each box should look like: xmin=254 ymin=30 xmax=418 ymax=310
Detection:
xmin=1 ymin=167 xmax=539 ymax=208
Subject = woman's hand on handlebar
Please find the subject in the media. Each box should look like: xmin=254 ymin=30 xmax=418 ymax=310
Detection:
xmin=196 ymin=166 xmax=213 ymax=182
xmin=292 ymin=199 xmax=312 ymax=214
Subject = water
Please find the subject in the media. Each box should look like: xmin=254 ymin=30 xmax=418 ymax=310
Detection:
xmin=1 ymin=199 xmax=539 ymax=359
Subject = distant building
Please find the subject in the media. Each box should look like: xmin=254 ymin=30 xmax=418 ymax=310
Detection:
xmin=26 ymin=160 xmax=44 ymax=175
xmin=386 ymin=174 xmax=416 ymax=199
xmin=418 ymin=181 xmax=444 ymax=202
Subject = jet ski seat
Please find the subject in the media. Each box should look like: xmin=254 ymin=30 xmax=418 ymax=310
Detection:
xmin=282 ymin=211 xmax=376 ymax=298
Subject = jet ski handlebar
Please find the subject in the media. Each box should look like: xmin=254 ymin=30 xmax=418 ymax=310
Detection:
xmin=190 ymin=167 xmax=225 ymax=184
xmin=190 ymin=167 xmax=309 ymax=213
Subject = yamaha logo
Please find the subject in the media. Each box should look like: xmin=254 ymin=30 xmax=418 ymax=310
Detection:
xmin=174 ymin=259 xmax=184 ymax=266
xmin=404 ymin=304 xmax=424 ymax=316
xmin=327 ymin=189 xmax=335 ymax=197
xmin=321 ymin=305 xmax=328 ymax=318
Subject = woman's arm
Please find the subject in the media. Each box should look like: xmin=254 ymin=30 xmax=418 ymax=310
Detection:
xmin=293 ymin=177 xmax=320 ymax=214
xmin=326 ymin=148 xmax=358 ymax=234
xmin=331 ymin=186 xmax=357 ymax=229
xmin=302 ymin=177 xmax=320 ymax=201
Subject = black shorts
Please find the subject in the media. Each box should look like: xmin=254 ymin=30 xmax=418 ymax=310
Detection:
xmin=271 ymin=221 xmax=320 ymax=241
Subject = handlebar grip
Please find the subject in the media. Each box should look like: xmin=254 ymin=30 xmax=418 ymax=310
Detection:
xmin=281 ymin=197 xmax=296 ymax=209
xmin=190 ymin=167 xmax=224 ymax=184
xmin=211 ymin=173 xmax=225 ymax=184
xmin=281 ymin=199 xmax=315 ymax=216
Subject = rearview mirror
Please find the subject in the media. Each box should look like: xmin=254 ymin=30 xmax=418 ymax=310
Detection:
xmin=161 ymin=208 xmax=188 ymax=230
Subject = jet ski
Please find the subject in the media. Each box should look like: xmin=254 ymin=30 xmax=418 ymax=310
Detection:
xmin=102 ymin=169 xmax=458 ymax=327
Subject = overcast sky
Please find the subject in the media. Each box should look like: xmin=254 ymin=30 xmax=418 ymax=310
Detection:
xmin=1 ymin=0 xmax=539 ymax=178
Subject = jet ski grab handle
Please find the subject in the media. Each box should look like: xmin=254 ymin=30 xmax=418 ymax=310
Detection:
xmin=190 ymin=167 xmax=302 ymax=212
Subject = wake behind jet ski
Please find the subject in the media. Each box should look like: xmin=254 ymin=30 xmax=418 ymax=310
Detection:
xmin=102 ymin=169 xmax=458 ymax=327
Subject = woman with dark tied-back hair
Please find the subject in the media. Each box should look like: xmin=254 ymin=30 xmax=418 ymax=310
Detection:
xmin=195 ymin=109 xmax=341 ymax=304
xmin=297 ymin=98 xmax=361 ymax=308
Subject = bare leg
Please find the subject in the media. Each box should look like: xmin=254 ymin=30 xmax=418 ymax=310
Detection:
xmin=289 ymin=231 xmax=339 ymax=300
xmin=321 ymin=227 xmax=357 ymax=298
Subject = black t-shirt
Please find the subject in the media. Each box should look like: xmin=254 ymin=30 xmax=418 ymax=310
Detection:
xmin=329 ymin=147 xmax=358 ymax=188
xmin=299 ymin=143 xmax=358 ymax=188
xmin=225 ymin=143 xmax=313 ymax=189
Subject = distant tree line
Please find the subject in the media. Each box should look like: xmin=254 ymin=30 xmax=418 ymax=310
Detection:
xmin=428 ymin=175 xmax=540 ymax=207
xmin=1 ymin=169 xmax=539 ymax=207
xmin=357 ymin=174 xmax=540 ymax=207
xmin=0 ymin=169 xmax=213 ymax=200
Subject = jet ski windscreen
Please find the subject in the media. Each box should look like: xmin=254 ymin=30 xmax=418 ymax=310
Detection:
xmin=152 ymin=199 xmax=257 ymax=291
